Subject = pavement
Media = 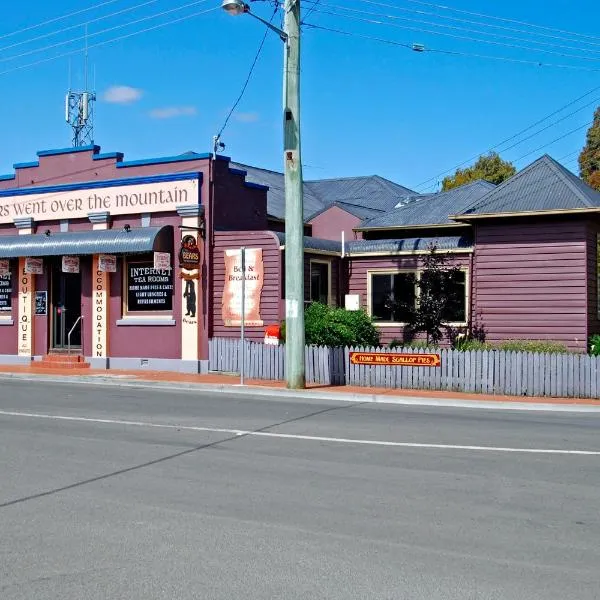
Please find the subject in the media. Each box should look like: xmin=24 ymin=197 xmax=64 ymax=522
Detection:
xmin=0 ymin=380 xmax=599 ymax=599
xmin=0 ymin=363 xmax=599 ymax=411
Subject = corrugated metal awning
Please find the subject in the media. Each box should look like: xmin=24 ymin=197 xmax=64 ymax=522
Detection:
xmin=0 ymin=225 xmax=173 ymax=258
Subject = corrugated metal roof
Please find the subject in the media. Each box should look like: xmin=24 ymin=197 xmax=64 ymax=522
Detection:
xmin=0 ymin=226 xmax=173 ymax=258
xmin=360 ymin=180 xmax=495 ymax=229
xmin=347 ymin=236 xmax=473 ymax=254
xmin=274 ymin=232 xmax=342 ymax=253
xmin=461 ymin=154 xmax=600 ymax=216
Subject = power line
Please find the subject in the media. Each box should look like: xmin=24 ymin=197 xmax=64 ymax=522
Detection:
xmin=401 ymin=0 xmax=600 ymax=44
xmin=349 ymin=0 xmax=600 ymax=49
xmin=216 ymin=7 xmax=279 ymax=140
xmin=310 ymin=5 xmax=600 ymax=63
xmin=0 ymin=0 xmax=123 ymax=41
xmin=0 ymin=0 xmax=162 ymax=54
xmin=0 ymin=6 xmax=218 ymax=77
xmin=1 ymin=0 xmax=211 ymax=64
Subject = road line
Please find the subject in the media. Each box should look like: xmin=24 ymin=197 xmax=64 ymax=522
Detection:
xmin=1 ymin=409 xmax=599 ymax=456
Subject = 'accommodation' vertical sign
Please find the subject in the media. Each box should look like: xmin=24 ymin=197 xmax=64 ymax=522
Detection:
xmin=93 ymin=255 xmax=109 ymax=359
xmin=18 ymin=257 xmax=34 ymax=356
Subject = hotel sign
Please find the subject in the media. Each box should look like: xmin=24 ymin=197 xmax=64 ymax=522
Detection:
xmin=0 ymin=177 xmax=199 ymax=225
xmin=349 ymin=352 xmax=441 ymax=367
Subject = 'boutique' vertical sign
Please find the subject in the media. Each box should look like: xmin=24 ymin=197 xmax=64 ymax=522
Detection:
xmin=18 ymin=257 xmax=34 ymax=356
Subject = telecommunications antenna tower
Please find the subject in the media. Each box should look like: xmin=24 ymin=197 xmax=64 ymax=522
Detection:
xmin=65 ymin=26 xmax=96 ymax=147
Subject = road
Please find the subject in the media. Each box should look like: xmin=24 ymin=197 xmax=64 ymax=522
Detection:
xmin=0 ymin=379 xmax=599 ymax=599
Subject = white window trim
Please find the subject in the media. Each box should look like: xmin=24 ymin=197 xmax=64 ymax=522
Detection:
xmin=367 ymin=267 xmax=470 ymax=327
xmin=310 ymin=259 xmax=332 ymax=306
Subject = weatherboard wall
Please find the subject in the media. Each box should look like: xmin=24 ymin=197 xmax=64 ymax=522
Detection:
xmin=308 ymin=205 xmax=362 ymax=242
xmin=473 ymin=219 xmax=589 ymax=352
xmin=586 ymin=220 xmax=600 ymax=339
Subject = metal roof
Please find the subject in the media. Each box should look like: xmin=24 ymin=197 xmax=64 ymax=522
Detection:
xmin=360 ymin=180 xmax=495 ymax=229
xmin=460 ymin=154 xmax=600 ymax=216
xmin=274 ymin=232 xmax=342 ymax=253
xmin=347 ymin=236 xmax=473 ymax=254
xmin=0 ymin=225 xmax=173 ymax=258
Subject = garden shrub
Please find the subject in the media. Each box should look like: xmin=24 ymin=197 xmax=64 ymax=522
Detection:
xmin=589 ymin=334 xmax=600 ymax=356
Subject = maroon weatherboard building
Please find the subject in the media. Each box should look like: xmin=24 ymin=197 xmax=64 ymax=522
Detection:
xmin=0 ymin=146 xmax=598 ymax=371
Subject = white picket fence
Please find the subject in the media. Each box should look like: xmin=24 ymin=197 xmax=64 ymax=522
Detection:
xmin=208 ymin=338 xmax=600 ymax=399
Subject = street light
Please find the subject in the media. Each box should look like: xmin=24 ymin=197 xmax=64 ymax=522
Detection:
xmin=222 ymin=0 xmax=305 ymax=389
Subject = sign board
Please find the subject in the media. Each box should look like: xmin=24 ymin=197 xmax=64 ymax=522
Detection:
xmin=345 ymin=294 xmax=360 ymax=311
xmin=127 ymin=262 xmax=174 ymax=311
xmin=24 ymin=257 xmax=43 ymax=275
xmin=154 ymin=252 xmax=171 ymax=271
xmin=349 ymin=352 xmax=441 ymax=367
xmin=179 ymin=235 xmax=200 ymax=271
xmin=222 ymin=248 xmax=264 ymax=326
xmin=0 ymin=272 xmax=11 ymax=311
xmin=62 ymin=256 xmax=80 ymax=274
xmin=98 ymin=254 xmax=117 ymax=273
xmin=35 ymin=291 xmax=47 ymax=316
xmin=0 ymin=259 xmax=9 ymax=276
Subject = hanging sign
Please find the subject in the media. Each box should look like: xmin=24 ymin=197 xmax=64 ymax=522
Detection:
xmin=24 ymin=257 xmax=43 ymax=275
xmin=179 ymin=235 xmax=200 ymax=281
xmin=349 ymin=352 xmax=441 ymax=367
xmin=35 ymin=291 xmax=47 ymax=316
xmin=0 ymin=272 xmax=11 ymax=311
xmin=98 ymin=254 xmax=117 ymax=273
xmin=0 ymin=259 xmax=9 ymax=276
xmin=154 ymin=252 xmax=171 ymax=271
xmin=62 ymin=256 xmax=80 ymax=274
xmin=222 ymin=247 xmax=264 ymax=327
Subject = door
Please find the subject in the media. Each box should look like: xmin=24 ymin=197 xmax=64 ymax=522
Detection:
xmin=51 ymin=260 xmax=82 ymax=349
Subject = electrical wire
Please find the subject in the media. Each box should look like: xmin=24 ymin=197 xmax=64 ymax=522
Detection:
xmin=309 ymin=5 xmax=600 ymax=63
xmin=1 ymin=0 xmax=211 ymax=64
xmin=216 ymin=7 xmax=279 ymax=140
xmin=0 ymin=6 xmax=218 ymax=77
xmin=0 ymin=0 xmax=123 ymax=41
xmin=0 ymin=0 xmax=163 ymax=54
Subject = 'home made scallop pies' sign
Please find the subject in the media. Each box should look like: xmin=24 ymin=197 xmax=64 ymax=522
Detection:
xmin=349 ymin=352 xmax=441 ymax=367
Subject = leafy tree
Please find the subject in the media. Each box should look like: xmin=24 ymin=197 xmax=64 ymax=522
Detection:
xmin=386 ymin=246 xmax=464 ymax=345
xmin=442 ymin=152 xmax=516 ymax=191
xmin=579 ymin=107 xmax=600 ymax=191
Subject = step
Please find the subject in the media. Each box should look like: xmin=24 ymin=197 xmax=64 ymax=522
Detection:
xmin=34 ymin=360 xmax=91 ymax=370
xmin=41 ymin=354 xmax=86 ymax=364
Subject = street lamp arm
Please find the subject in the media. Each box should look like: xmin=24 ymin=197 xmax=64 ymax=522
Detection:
xmin=247 ymin=10 xmax=288 ymax=42
xmin=221 ymin=0 xmax=287 ymax=41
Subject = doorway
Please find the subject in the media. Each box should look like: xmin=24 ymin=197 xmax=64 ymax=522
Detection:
xmin=50 ymin=260 xmax=82 ymax=349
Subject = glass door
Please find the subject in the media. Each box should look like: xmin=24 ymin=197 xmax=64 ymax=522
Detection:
xmin=51 ymin=261 xmax=82 ymax=349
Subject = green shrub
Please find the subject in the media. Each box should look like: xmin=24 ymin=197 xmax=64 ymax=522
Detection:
xmin=453 ymin=339 xmax=493 ymax=351
xmin=589 ymin=334 xmax=600 ymax=356
xmin=281 ymin=303 xmax=380 ymax=347
xmin=496 ymin=340 xmax=569 ymax=354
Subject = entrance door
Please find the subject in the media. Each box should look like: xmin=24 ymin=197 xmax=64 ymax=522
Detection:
xmin=51 ymin=261 xmax=82 ymax=349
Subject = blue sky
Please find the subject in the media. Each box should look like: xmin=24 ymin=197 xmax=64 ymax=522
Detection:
xmin=0 ymin=0 xmax=598 ymax=192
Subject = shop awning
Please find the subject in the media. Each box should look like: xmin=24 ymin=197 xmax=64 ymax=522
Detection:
xmin=0 ymin=225 xmax=174 ymax=258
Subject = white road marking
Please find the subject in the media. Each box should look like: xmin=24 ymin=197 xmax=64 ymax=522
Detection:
xmin=0 ymin=409 xmax=599 ymax=456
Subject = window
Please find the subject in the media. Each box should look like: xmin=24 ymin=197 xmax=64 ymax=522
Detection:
xmin=0 ymin=272 xmax=12 ymax=312
xmin=310 ymin=261 xmax=330 ymax=305
xmin=370 ymin=272 xmax=416 ymax=323
xmin=369 ymin=269 xmax=468 ymax=324
xmin=124 ymin=255 xmax=174 ymax=314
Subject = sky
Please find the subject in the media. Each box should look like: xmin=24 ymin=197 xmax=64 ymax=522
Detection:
xmin=0 ymin=0 xmax=598 ymax=193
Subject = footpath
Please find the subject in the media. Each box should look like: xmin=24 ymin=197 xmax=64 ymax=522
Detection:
xmin=0 ymin=363 xmax=599 ymax=412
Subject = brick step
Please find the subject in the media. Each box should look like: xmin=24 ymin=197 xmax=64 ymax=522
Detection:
xmin=41 ymin=353 xmax=86 ymax=364
xmin=35 ymin=360 xmax=91 ymax=370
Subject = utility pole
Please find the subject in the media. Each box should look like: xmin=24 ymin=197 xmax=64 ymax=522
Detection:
xmin=283 ymin=0 xmax=305 ymax=389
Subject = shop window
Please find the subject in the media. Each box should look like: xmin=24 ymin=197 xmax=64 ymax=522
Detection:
xmin=369 ymin=270 xmax=467 ymax=324
xmin=0 ymin=272 xmax=12 ymax=312
xmin=123 ymin=254 xmax=174 ymax=315
xmin=310 ymin=261 xmax=331 ymax=305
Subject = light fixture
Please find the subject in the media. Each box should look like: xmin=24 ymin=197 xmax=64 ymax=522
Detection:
xmin=124 ymin=224 xmax=131 ymax=232
xmin=221 ymin=0 xmax=247 ymax=16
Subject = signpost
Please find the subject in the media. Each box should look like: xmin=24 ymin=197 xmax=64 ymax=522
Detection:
xmin=240 ymin=247 xmax=246 ymax=386
xmin=349 ymin=352 xmax=441 ymax=367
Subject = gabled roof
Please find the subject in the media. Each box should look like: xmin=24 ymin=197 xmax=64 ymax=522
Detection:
xmin=458 ymin=154 xmax=600 ymax=218
xmin=359 ymin=180 xmax=495 ymax=230
xmin=230 ymin=162 xmax=415 ymax=221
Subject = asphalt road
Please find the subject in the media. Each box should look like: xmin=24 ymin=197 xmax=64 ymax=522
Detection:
xmin=1 ymin=380 xmax=599 ymax=600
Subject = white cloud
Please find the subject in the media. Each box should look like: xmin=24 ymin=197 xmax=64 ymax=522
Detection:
xmin=103 ymin=85 xmax=143 ymax=104
xmin=149 ymin=106 xmax=197 ymax=119
xmin=234 ymin=111 xmax=259 ymax=123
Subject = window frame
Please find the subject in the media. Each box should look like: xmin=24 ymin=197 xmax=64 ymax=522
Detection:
xmin=121 ymin=254 xmax=175 ymax=319
xmin=309 ymin=259 xmax=332 ymax=306
xmin=367 ymin=267 xmax=469 ymax=327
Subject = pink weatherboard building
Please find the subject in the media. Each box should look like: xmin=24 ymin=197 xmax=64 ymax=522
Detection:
xmin=0 ymin=144 xmax=599 ymax=371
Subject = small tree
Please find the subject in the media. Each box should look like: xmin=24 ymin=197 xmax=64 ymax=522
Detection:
xmin=579 ymin=106 xmax=600 ymax=191
xmin=386 ymin=245 xmax=464 ymax=345
xmin=442 ymin=152 xmax=516 ymax=191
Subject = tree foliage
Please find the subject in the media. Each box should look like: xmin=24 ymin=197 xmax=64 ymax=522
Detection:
xmin=442 ymin=152 xmax=516 ymax=191
xmin=579 ymin=106 xmax=600 ymax=191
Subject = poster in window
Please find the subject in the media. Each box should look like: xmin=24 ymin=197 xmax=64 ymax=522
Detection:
xmin=24 ymin=257 xmax=43 ymax=275
xmin=222 ymin=248 xmax=264 ymax=326
xmin=154 ymin=252 xmax=171 ymax=271
xmin=0 ymin=272 xmax=11 ymax=311
xmin=98 ymin=254 xmax=117 ymax=273
xmin=127 ymin=262 xmax=173 ymax=311
xmin=62 ymin=256 xmax=80 ymax=274
xmin=0 ymin=259 xmax=8 ymax=276
xmin=35 ymin=291 xmax=47 ymax=316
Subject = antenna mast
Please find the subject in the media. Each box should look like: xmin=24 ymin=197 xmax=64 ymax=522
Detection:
xmin=65 ymin=24 xmax=96 ymax=147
